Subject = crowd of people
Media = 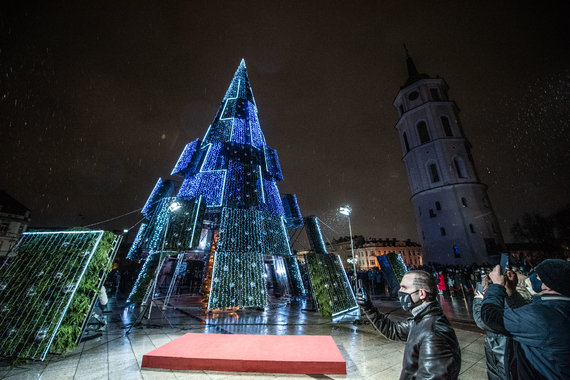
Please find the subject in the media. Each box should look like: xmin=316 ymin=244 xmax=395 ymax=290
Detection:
xmin=355 ymin=257 xmax=570 ymax=379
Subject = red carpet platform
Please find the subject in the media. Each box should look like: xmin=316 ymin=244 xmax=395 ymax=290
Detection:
xmin=141 ymin=333 xmax=346 ymax=375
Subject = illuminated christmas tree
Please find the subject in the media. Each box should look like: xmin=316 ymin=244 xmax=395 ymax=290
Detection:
xmin=127 ymin=60 xmax=304 ymax=309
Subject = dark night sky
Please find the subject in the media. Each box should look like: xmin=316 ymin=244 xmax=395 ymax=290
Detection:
xmin=1 ymin=1 xmax=569 ymax=243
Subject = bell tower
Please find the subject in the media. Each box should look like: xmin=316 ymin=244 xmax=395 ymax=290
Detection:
xmin=393 ymin=52 xmax=503 ymax=265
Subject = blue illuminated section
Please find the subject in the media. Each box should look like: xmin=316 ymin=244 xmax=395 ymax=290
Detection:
xmin=177 ymin=143 xmax=227 ymax=207
xmin=263 ymin=145 xmax=284 ymax=181
xmin=231 ymin=117 xmax=248 ymax=145
xmin=222 ymin=161 xmax=261 ymax=208
xmin=248 ymin=102 xmax=265 ymax=149
xmin=178 ymin=172 xmax=225 ymax=206
xmin=171 ymin=139 xmax=201 ymax=176
xmin=171 ymin=60 xmax=287 ymax=216
xmin=126 ymin=222 xmax=148 ymax=260
xmin=260 ymin=179 xmax=285 ymax=217
xmin=142 ymin=178 xmax=174 ymax=219
xmin=281 ymin=194 xmax=303 ymax=229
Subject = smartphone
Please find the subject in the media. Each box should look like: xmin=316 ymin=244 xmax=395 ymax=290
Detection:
xmin=499 ymin=253 xmax=510 ymax=274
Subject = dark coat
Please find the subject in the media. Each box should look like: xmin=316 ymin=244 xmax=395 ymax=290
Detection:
xmin=473 ymin=293 xmax=528 ymax=380
xmin=473 ymin=297 xmax=507 ymax=380
xmin=365 ymin=302 xmax=461 ymax=380
xmin=481 ymin=284 xmax=570 ymax=380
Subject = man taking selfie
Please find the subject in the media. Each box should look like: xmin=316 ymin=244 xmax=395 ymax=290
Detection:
xmin=481 ymin=259 xmax=570 ymax=379
xmin=357 ymin=270 xmax=461 ymax=379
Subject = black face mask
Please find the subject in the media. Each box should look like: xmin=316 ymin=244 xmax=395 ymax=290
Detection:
xmin=398 ymin=289 xmax=420 ymax=311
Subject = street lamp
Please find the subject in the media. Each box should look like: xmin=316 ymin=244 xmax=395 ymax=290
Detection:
xmin=339 ymin=205 xmax=357 ymax=292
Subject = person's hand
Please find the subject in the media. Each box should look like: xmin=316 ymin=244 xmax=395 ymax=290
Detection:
xmin=505 ymin=270 xmax=518 ymax=296
xmin=355 ymin=291 xmax=373 ymax=310
xmin=488 ymin=265 xmax=505 ymax=287
xmin=474 ymin=290 xmax=484 ymax=299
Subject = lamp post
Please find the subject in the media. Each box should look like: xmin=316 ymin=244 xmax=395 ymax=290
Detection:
xmin=339 ymin=205 xmax=357 ymax=292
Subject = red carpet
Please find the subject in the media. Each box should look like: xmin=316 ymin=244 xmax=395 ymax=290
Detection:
xmin=141 ymin=333 xmax=346 ymax=374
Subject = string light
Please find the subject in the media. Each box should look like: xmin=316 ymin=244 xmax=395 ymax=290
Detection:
xmin=127 ymin=60 xmax=307 ymax=310
xmin=126 ymin=196 xmax=205 ymax=303
xmin=142 ymin=178 xmax=174 ymax=218
xmin=126 ymin=222 xmax=147 ymax=260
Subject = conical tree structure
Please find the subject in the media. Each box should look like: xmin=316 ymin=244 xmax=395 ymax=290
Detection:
xmin=127 ymin=60 xmax=304 ymax=309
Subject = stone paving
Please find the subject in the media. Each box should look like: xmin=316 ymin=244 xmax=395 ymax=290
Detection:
xmin=0 ymin=295 xmax=488 ymax=379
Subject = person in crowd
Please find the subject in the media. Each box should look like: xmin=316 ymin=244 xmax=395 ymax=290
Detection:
xmin=481 ymin=259 xmax=570 ymax=379
xmin=357 ymin=270 xmax=461 ymax=379
xmin=437 ymin=271 xmax=446 ymax=295
xmin=473 ymin=273 xmax=527 ymax=380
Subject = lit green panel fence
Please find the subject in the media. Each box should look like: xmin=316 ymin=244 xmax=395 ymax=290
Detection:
xmin=305 ymin=253 xmax=358 ymax=318
xmin=0 ymin=230 xmax=120 ymax=360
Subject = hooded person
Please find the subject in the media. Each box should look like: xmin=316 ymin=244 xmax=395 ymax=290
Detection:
xmin=356 ymin=270 xmax=461 ymax=380
xmin=481 ymin=259 xmax=570 ymax=380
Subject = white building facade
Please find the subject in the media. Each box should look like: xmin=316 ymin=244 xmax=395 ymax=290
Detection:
xmin=393 ymin=56 xmax=503 ymax=265
xmin=355 ymin=239 xmax=423 ymax=270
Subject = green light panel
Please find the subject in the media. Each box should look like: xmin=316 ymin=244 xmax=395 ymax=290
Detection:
xmin=0 ymin=230 xmax=116 ymax=360
xmin=163 ymin=196 xmax=206 ymax=251
xmin=207 ymin=251 xmax=266 ymax=309
xmin=305 ymin=253 xmax=358 ymax=318
xmin=126 ymin=196 xmax=206 ymax=304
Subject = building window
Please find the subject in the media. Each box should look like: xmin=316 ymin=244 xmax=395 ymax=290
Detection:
xmin=440 ymin=227 xmax=446 ymax=236
xmin=441 ymin=116 xmax=453 ymax=136
xmin=429 ymin=209 xmax=436 ymax=218
xmin=454 ymin=157 xmax=467 ymax=178
xmin=430 ymin=88 xmax=441 ymax=101
xmin=435 ymin=201 xmax=441 ymax=210
xmin=418 ymin=207 xmax=422 ymax=216
xmin=429 ymin=163 xmax=440 ymax=183
xmin=417 ymin=121 xmax=430 ymax=144
xmin=461 ymin=197 xmax=468 ymax=207
xmin=403 ymin=132 xmax=410 ymax=152
xmin=453 ymin=245 xmax=461 ymax=258
xmin=483 ymin=196 xmax=490 ymax=208
xmin=469 ymin=224 xmax=475 ymax=233
xmin=0 ymin=223 xmax=8 ymax=235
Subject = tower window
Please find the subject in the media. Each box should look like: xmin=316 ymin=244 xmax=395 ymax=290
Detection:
xmin=453 ymin=245 xmax=461 ymax=258
xmin=429 ymin=163 xmax=440 ymax=183
xmin=417 ymin=121 xmax=430 ymax=144
xmin=435 ymin=201 xmax=441 ymax=210
xmin=469 ymin=224 xmax=475 ymax=233
xmin=403 ymin=132 xmax=410 ymax=153
xmin=461 ymin=197 xmax=468 ymax=207
xmin=483 ymin=196 xmax=490 ymax=208
xmin=441 ymin=116 xmax=453 ymax=137
xmin=454 ymin=157 xmax=467 ymax=178
xmin=399 ymin=105 xmax=404 ymax=115
xmin=430 ymin=88 xmax=441 ymax=101
xmin=429 ymin=209 xmax=436 ymax=218
xmin=440 ymin=227 xmax=446 ymax=236
xmin=418 ymin=207 xmax=422 ymax=216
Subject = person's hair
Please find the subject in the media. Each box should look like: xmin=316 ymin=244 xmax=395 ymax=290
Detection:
xmin=407 ymin=270 xmax=438 ymax=301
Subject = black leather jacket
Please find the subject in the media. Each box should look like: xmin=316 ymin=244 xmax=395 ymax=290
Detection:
xmin=364 ymin=302 xmax=461 ymax=380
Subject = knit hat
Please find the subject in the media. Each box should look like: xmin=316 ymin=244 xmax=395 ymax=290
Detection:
xmin=534 ymin=259 xmax=570 ymax=297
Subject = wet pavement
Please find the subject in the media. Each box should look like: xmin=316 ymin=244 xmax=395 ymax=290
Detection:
xmin=0 ymin=294 xmax=488 ymax=379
